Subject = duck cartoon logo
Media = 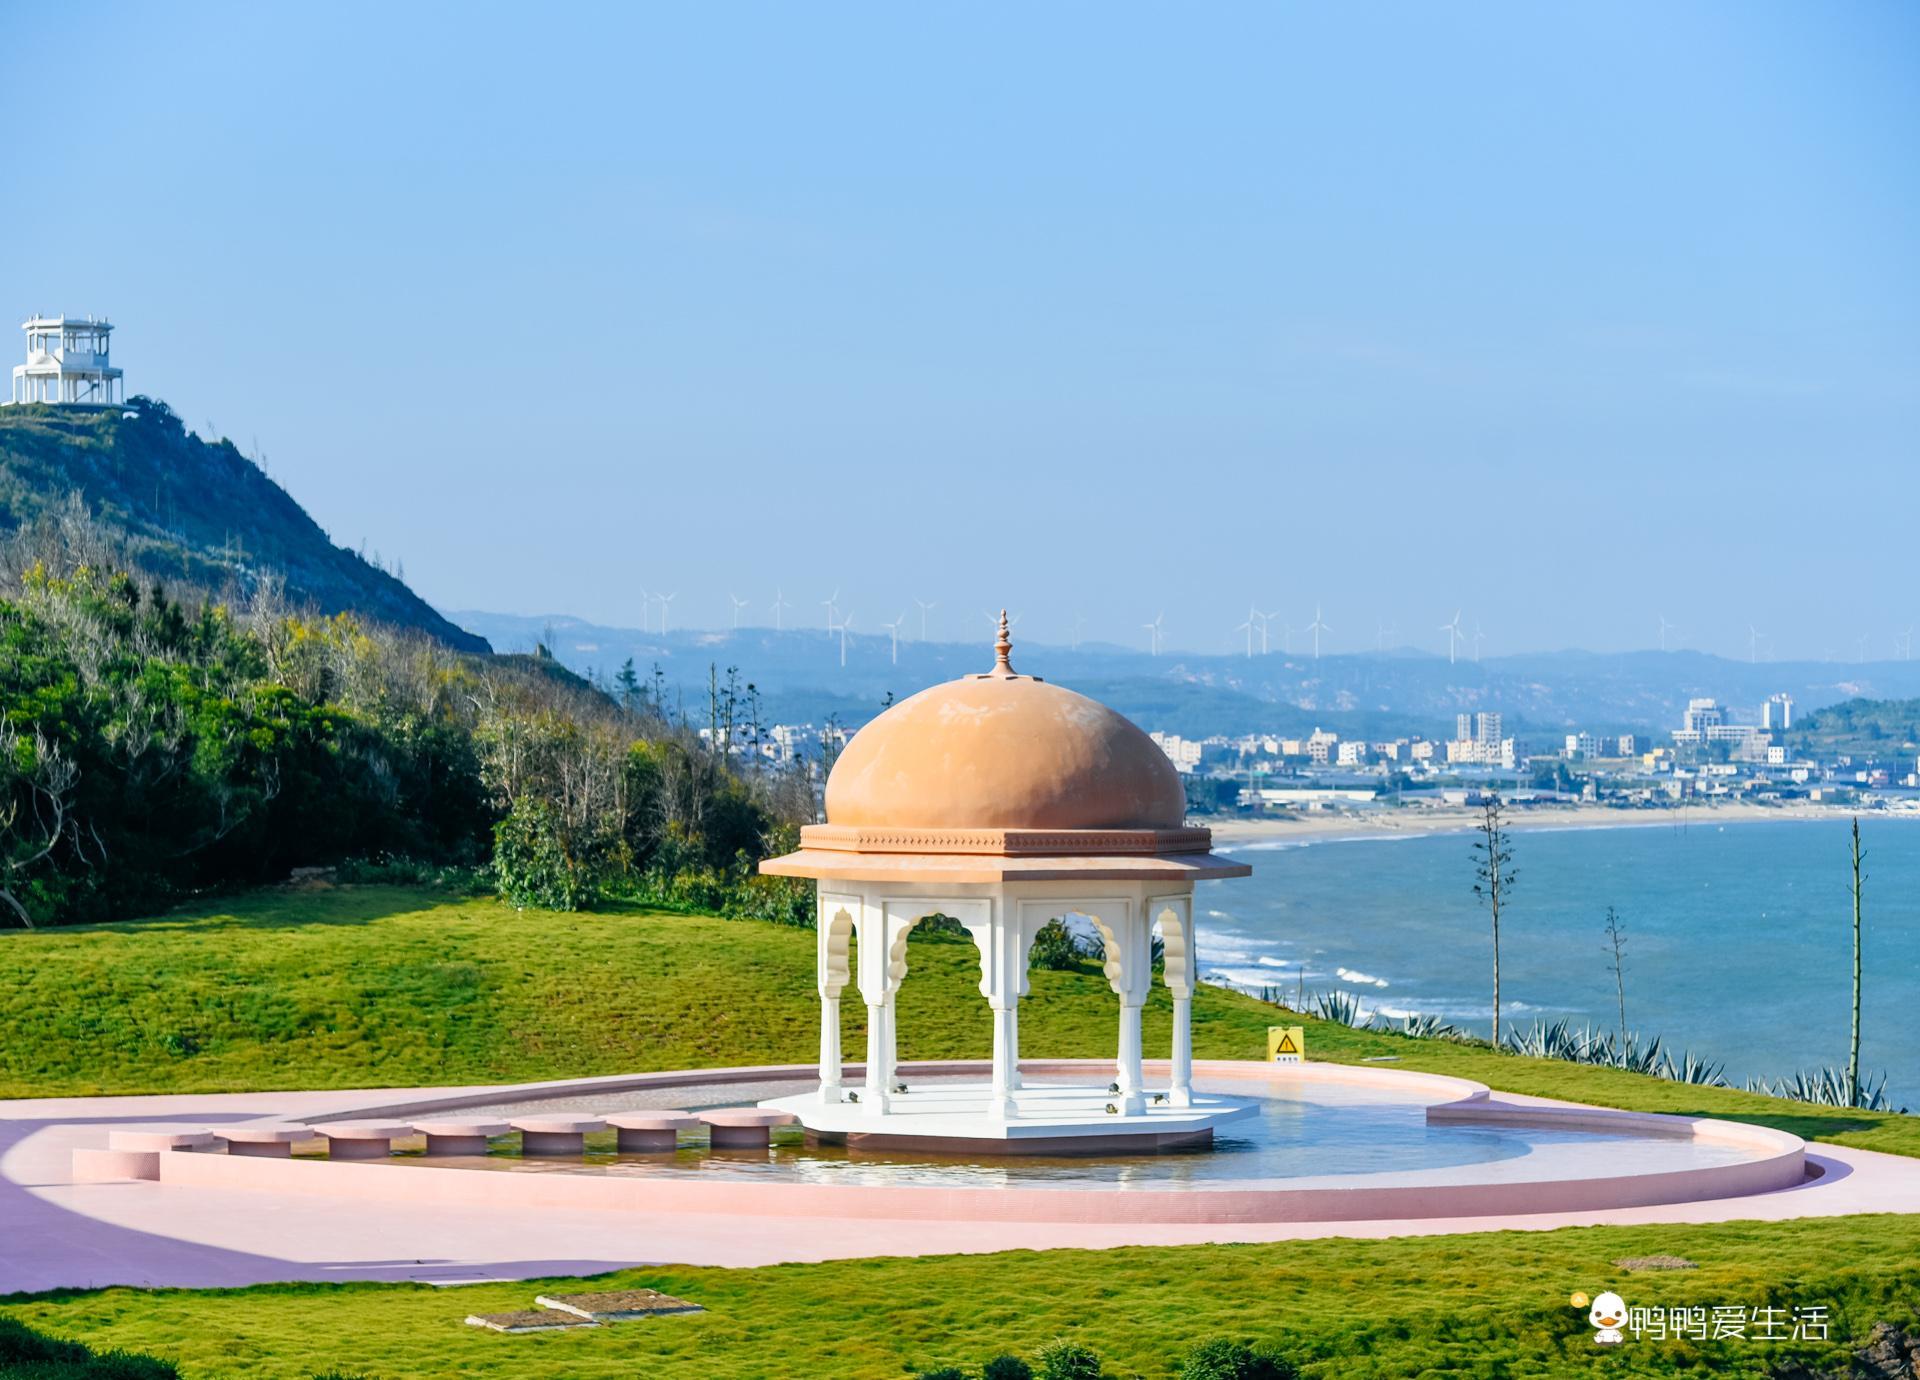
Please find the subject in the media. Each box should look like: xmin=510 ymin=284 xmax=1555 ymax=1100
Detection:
xmin=1586 ymin=1291 xmax=1628 ymax=1345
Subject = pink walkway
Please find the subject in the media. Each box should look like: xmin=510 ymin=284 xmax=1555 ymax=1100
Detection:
xmin=4 ymin=1073 xmax=1915 ymax=1294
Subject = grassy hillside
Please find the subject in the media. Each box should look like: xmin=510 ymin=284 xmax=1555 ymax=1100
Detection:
xmin=4 ymin=1216 xmax=1917 ymax=1378
xmin=0 ymin=401 xmax=487 ymax=653
xmin=3 ymin=884 xmax=1914 ymax=1157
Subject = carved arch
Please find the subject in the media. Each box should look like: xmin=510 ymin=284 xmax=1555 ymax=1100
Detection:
xmin=818 ymin=904 xmax=854 ymax=1000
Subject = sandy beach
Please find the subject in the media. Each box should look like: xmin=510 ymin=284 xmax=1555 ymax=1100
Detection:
xmin=1207 ymin=799 xmax=1916 ymax=846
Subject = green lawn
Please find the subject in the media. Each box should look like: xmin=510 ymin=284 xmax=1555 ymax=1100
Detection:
xmin=4 ymin=885 xmax=1919 ymax=1378
xmin=3 ymin=1215 xmax=1917 ymax=1378
xmin=3 ymin=884 xmax=1915 ymax=1158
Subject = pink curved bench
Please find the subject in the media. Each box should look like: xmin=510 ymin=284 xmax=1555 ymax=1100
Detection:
xmin=605 ymin=1112 xmax=699 ymax=1153
xmin=412 ymin=1119 xmax=511 ymax=1157
xmin=509 ymin=1116 xmax=606 ymax=1156
xmin=212 ymin=1124 xmax=311 ymax=1158
xmin=314 ymin=1121 xmax=414 ymax=1160
xmin=697 ymin=1108 xmax=797 ymax=1150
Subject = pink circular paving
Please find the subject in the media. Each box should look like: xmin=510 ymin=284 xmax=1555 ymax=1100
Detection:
xmin=110 ymin=1061 xmax=1807 ymax=1226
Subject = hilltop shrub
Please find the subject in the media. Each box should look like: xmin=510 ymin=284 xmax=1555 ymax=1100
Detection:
xmin=1034 ymin=1339 xmax=1102 ymax=1380
xmin=0 ymin=1316 xmax=179 ymax=1378
xmin=491 ymin=800 xmax=590 ymax=911
xmin=1179 ymin=1337 xmax=1299 ymax=1380
xmin=983 ymin=1358 xmax=1035 ymax=1380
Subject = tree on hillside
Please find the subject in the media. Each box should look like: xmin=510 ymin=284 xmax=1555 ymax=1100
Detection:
xmin=0 ymin=716 xmax=79 ymax=929
xmin=1471 ymin=795 xmax=1518 ymax=1044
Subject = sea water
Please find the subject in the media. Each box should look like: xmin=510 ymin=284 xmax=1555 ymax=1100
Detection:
xmin=1196 ymin=817 xmax=1918 ymax=1099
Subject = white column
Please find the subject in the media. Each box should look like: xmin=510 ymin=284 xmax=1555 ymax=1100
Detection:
xmin=863 ymin=1001 xmax=890 ymax=1112
xmin=1169 ymin=992 xmax=1193 ymax=1108
xmin=1116 ymin=999 xmax=1145 ymax=1115
xmin=961 ymin=895 xmax=1020 ymax=1120
xmin=818 ymin=995 xmax=842 ymax=1104
xmin=883 ymin=992 xmax=900 ymax=1092
xmin=1152 ymin=894 xmax=1197 ymax=1107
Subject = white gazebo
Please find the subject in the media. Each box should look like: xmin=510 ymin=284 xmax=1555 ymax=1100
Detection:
xmin=759 ymin=615 xmax=1255 ymax=1152
xmin=7 ymin=316 xmax=124 ymax=407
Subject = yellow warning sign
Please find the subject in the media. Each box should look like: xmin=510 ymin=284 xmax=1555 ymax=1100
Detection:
xmin=1267 ymin=1025 xmax=1305 ymax=1063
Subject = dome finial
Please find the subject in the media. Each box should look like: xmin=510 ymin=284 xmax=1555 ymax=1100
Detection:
xmin=992 ymin=608 xmax=1014 ymax=676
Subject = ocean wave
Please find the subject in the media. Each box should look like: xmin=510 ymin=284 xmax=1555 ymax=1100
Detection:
xmin=1336 ymin=966 xmax=1390 ymax=988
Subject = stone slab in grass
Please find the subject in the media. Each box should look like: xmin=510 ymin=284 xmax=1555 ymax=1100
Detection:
xmin=535 ymin=1289 xmax=705 ymax=1321
xmin=464 ymin=1308 xmax=599 ymax=1333
xmin=1613 ymin=1255 xmax=1698 ymax=1271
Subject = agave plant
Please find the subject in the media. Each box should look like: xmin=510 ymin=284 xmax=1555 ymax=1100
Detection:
xmin=1308 ymin=990 xmax=1370 ymax=1028
xmin=1746 ymin=1067 xmax=1891 ymax=1111
xmin=1660 ymin=1050 xmax=1728 ymax=1086
xmin=1398 ymin=1013 xmax=1464 ymax=1041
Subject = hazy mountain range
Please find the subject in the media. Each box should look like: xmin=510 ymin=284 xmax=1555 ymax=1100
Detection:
xmin=449 ymin=609 xmax=1920 ymax=740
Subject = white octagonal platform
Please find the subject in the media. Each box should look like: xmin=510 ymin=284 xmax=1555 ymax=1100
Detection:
xmin=761 ymin=1080 xmax=1257 ymax=1154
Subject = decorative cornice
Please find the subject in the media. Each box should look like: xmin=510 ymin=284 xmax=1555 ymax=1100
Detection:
xmin=799 ymin=824 xmax=1216 ymax=857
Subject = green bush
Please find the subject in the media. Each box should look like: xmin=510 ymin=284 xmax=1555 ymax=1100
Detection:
xmin=983 ymin=1358 xmax=1035 ymax=1380
xmin=1178 ymin=1338 xmax=1298 ymax=1380
xmin=0 ymin=1317 xmax=179 ymax=1378
xmin=1034 ymin=1338 xmax=1102 ymax=1380
xmin=490 ymin=799 xmax=591 ymax=911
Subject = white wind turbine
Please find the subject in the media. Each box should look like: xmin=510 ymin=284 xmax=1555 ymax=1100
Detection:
xmin=829 ymin=610 xmax=854 ymax=667
xmin=1308 ymin=604 xmax=1330 ymax=660
xmin=1142 ymin=612 xmax=1165 ymax=657
xmin=1658 ymin=614 xmax=1675 ymax=652
xmin=1857 ymin=632 xmax=1872 ymax=663
xmin=1901 ymin=626 xmax=1915 ymax=661
xmin=770 ymin=588 xmax=792 ymax=632
xmin=882 ymin=613 xmax=905 ymax=665
xmin=1748 ymin=624 xmax=1765 ymax=665
xmin=914 ymin=598 xmax=936 ymax=641
xmin=1235 ymin=609 xmax=1256 ymax=658
xmin=1472 ymin=621 xmax=1486 ymax=663
xmin=821 ymin=589 xmax=840 ymax=633
xmin=636 ymin=586 xmax=652 ymax=635
xmin=656 ymin=591 xmax=678 ymax=637
xmin=1439 ymin=610 xmax=1463 ymax=665
xmin=728 ymin=593 xmax=748 ymax=630
xmin=1254 ymin=609 xmax=1275 ymax=655
xmin=1376 ymin=620 xmax=1397 ymax=652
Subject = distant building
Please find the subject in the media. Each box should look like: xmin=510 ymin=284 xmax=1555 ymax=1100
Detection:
xmin=1617 ymin=734 xmax=1637 ymax=756
xmin=1564 ymin=732 xmax=1605 ymax=760
xmin=1762 ymin=694 xmax=1794 ymax=731
xmin=1148 ymin=731 xmax=1203 ymax=774
xmin=1336 ymin=740 xmax=1370 ymax=767
xmin=1307 ymin=728 xmax=1339 ymax=766
xmin=1681 ymin=698 xmax=1725 ymax=735
xmin=6 ymin=316 xmax=124 ymax=406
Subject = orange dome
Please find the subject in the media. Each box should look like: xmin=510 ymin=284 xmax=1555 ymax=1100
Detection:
xmin=824 ymin=667 xmax=1186 ymax=832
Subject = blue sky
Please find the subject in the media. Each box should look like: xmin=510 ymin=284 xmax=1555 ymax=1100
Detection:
xmin=4 ymin=2 xmax=1915 ymax=658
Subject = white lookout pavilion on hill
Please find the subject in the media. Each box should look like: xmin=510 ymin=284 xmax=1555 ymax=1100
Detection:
xmin=7 ymin=316 xmax=124 ymax=407
xmin=758 ymin=613 xmax=1257 ymax=1153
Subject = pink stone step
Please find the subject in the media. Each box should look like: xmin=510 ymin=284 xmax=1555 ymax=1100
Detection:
xmin=314 ymin=1121 xmax=414 ymax=1160
xmin=509 ymin=1116 xmax=606 ymax=1156
xmin=212 ymin=1124 xmax=311 ymax=1158
xmin=412 ymin=1119 xmax=511 ymax=1156
xmin=107 ymin=1130 xmax=216 ymax=1153
xmin=605 ymin=1111 xmax=699 ymax=1153
xmin=697 ymin=1108 xmax=797 ymax=1149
